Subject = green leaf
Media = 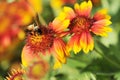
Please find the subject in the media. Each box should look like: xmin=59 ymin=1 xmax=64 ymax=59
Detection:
xmin=114 ymin=72 xmax=120 ymax=80
xmin=78 ymin=72 xmax=96 ymax=80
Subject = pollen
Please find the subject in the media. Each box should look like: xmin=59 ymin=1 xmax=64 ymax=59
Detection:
xmin=30 ymin=33 xmax=44 ymax=45
xmin=26 ymin=27 xmax=54 ymax=54
xmin=69 ymin=17 xmax=93 ymax=33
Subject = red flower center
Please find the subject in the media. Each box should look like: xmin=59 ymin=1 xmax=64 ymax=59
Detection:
xmin=26 ymin=27 xmax=54 ymax=53
xmin=69 ymin=17 xmax=93 ymax=33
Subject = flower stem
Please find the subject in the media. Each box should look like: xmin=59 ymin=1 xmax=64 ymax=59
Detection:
xmin=37 ymin=13 xmax=47 ymax=26
xmin=47 ymin=55 xmax=54 ymax=79
xmin=94 ymin=48 xmax=120 ymax=69
xmin=95 ymin=72 xmax=116 ymax=76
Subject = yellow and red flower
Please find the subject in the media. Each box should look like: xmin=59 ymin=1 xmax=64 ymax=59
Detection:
xmin=22 ymin=23 xmax=70 ymax=69
xmin=51 ymin=37 xmax=70 ymax=69
xmin=49 ymin=16 xmax=71 ymax=69
xmin=56 ymin=0 xmax=112 ymax=54
xmin=0 ymin=0 xmax=42 ymax=34
xmin=26 ymin=25 xmax=54 ymax=55
xmin=0 ymin=0 xmax=42 ymax=54
xmin=0 ymin=0 xmax=32 ymax=54
xmin=6 ymin=69 xmax=24 ymax=80
xmin=6 ymin=58 xmax=48 ymax=80
xmin=0 ymin=0 xmax=34 ymax=31
xmin=26 ymin=60 xmax=49 ymax=79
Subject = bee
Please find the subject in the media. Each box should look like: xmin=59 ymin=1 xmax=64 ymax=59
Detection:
xmin=25 ymin=24 xmax=42 ymax=35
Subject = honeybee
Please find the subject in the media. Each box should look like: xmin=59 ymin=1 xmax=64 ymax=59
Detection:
xmin=25 ymin=24 xmax=42 ymax=35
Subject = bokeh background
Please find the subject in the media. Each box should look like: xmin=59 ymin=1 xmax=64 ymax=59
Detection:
xmin=0 ymin=0 xmax=120 ymax=80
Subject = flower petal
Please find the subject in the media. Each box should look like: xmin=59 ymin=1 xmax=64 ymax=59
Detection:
xmin=27 ymin=0 xmax=42 ymax=13
xmin=91 ymin=19 xmax=112 ymax=36
xmin=63 ymin=6 xmax=76 ymax=20
xmin=53 ymin=60 xmax=62 ymax=69
xmin=93 ymin=19 xmax=112 ymax=27
xmin=66 ymin=36 xmax=75 ymax=52
xmin=74 ymin=0 xmax=92 ymax=17
xmin=50 ymin=17 xmax=70 ymax=33
xmin=53 ymin=38 xmax=69 ymax=63
xmin=56 ymin=12 xmax=67 ymax=21
xmin=21 ymin=45 xmax=41 ymax=67
xmin=50 ymin=0 xmax=63 ymax=9
xmin=91 ymin=25 xmax=112 ymax=37
xmin=0 ymin=16 xmax=11 ymax=33
xmin=67 ymin=34 xmax=81 ymax=54
xmin=73 ymin=35 xmax=82 ymax=54
xmin=74 ymin=3 xmax=80 ymax=13
xmin=93 ymin=9 xmax=111 ymax=20
xmin=80 ymin=31 xmax=94 ymax=53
